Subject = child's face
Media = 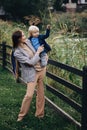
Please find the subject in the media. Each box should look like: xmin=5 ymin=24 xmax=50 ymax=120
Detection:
xmin=32 ymin=30 xmax=39 ymax=37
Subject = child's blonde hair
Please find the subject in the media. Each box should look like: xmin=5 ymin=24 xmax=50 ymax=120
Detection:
xmin=28 ymin=25 xmax=39 ymax=37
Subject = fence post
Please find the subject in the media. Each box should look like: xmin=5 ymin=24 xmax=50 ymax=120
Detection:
xmin=2 ymin=42 xmax=6 ymax=68
xmin=81 ymin=66 xmax=87 ymax=130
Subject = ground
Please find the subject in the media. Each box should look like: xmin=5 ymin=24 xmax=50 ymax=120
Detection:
xmin=0 ymin=67 xmax=78 ymax=130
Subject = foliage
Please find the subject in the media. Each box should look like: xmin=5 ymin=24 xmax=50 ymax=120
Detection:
xmin=0 ymin=12 xmax=87 ymax=69
xmin=49 ymin=37 xmax=87 ymax=70
xmin=0 ymin=0 xmax=48 ymax=19
xmin=53 ymin=0 xmax=64 ymax=11
xmin=24 ymin=15 xmax=42 ymax=26
xmin=48 ymin=12 xmax=87 ymax=37
xmin=0 ymin=20 xmax=28 ymax=45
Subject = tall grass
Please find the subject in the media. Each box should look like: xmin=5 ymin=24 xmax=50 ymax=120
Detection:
xmin=49 ymin=37 xmax=87 ymax=70
xmin=0 ymin=20 xmax=28 ymax=45
xmin=39 ymin=11 xmax=87 ymax=70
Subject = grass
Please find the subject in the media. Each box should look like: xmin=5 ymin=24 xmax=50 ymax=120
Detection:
xmin=0 ymin=66 xmax=80 ymax=130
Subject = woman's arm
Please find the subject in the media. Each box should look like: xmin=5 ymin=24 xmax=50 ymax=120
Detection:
xmin=14 ymin=50 xmax=40 ymax=66
xmin=14 ymin=46 xmax=44 ymax=66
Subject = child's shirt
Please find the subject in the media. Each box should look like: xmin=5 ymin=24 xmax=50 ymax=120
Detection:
xmin=29 ymin=29 xmax=51 ymax=53
xmin=31 ymin=37 xmax=40 ymax=51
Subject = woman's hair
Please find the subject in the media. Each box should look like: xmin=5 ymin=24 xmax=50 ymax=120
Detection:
xmin=12 ymin=30 xmax=22 ymax=48
xmin=28 ymin=25 xmax=39 ymax=37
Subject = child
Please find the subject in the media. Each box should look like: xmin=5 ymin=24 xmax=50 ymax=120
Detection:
xmin=28 ymin=25 xmax=51 ymax=67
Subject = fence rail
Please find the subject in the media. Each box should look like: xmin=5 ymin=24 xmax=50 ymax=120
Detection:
xmin=48 ymin=59 xmax=83 ymax=77
xmin=0 ymin=42 xmax=87 ymax=130
xmin=46 ymin=71 xmax=82 ymax=94
xmin=46 ymin=84 xmax=82 ymax=113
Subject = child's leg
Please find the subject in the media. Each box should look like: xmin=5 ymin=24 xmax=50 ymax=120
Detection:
xmin=40 ymin=52 xmax=47 ymax=67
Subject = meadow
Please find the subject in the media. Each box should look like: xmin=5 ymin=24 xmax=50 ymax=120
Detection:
xmin=0 ymin=67 xmax=79 ymax=130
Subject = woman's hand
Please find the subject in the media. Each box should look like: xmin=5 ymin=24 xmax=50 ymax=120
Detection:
xmin=37 ymin=45 xmax=44 ymax=54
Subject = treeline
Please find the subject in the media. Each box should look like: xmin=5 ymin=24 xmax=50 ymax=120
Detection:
xmin=0 ymin=0 xmax=48 ymax=19
xmin=0 ymin=0 xmax=78 ymax=20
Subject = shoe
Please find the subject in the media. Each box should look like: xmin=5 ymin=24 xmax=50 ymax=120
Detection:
xmin=38 ymin=116 xmax=44 ymax=119
xmin=35 ymin=115 xmax=44 ymax=119
xmin=17 ymin=117 xmax=23 ymax=122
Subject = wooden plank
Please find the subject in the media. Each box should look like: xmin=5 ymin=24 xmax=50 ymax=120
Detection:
xmin=0 ymin=63 xmax=2 ymax=66
xmin=46 ymin=71 xmax=82 ymax=94
xmin=0 ymin=57 xmax=3 ymax=60
xmin=6 ymin=53 xmax=11 ymax=57
xmin=45 ymin=96 xmax=81 ymax=129
xmin=6 ymin=60 xmax=11 ymax=65
xmin=5 ymin=66 xmax=13 ymax=73
xmin=0 ymin=44 xmax=3 ymax=47
xmin=81 ymin=66 xmax=87 ymax=130
xmin=48 ymin=59 xmax=83 ymax=77
xmin=6 ymin=45 xmax=12 ymax=49
xmin=46 ymin=84 xmax=82 ymax=113
xmin=0 ymin=50 xmax=3 ymax=53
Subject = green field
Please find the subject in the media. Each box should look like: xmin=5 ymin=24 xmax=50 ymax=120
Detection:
xmin=0 ymin=67 xmax=79 ymax=130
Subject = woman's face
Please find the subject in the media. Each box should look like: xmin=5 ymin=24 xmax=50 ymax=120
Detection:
xmin=19 ymin=32 xmax=26 ymax=43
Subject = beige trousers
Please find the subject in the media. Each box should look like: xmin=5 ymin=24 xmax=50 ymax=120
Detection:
xmin=18 ymin=67 xmax=46 ymax=119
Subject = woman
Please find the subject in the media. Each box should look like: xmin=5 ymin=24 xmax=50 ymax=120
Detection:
xmin=12 ymin=30 xmax=47 ymax=121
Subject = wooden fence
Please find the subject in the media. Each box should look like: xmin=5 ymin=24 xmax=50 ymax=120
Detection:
xmin=0 ymin=42 xmax=87 ymax=130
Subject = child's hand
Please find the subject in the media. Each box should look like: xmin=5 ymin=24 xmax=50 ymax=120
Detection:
xmin=47 ymin=24 xmax=50 ymax=29
xmin=37 ymin=46 xmax=44 ymax=54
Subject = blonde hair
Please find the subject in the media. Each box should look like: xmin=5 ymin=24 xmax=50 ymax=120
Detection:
xmin=28 ymin=25 xmax=39 ymax=37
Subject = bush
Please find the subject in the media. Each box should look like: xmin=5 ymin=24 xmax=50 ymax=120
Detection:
xmin=0 ymin=20 xmax=27 ymax=44
xmin=47 ymin=12 xmax=87 ymax=37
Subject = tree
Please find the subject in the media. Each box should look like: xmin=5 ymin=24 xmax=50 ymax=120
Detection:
xmin=71 ymin=0 xmax=78 ymax=3
xmin=53 ymin=0 xmax=64 ymax=11
xmin=0 ymin=0 xmax=48 ymax=19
